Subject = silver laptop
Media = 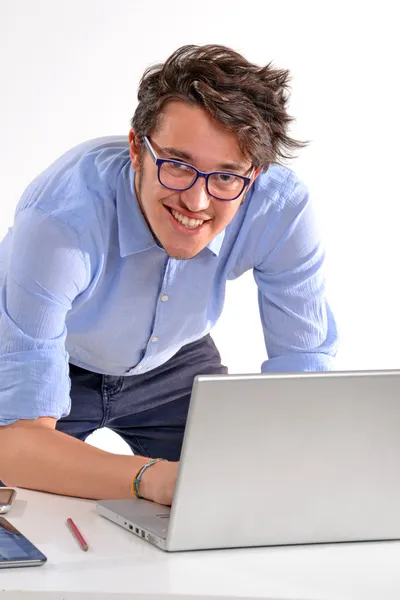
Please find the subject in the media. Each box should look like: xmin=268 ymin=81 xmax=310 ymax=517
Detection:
xmin=96 ymin=370 xmax=400 ymax=551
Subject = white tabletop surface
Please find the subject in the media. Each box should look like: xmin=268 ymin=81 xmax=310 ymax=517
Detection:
xmin=1 ymin=488 xmax=400 ymax=600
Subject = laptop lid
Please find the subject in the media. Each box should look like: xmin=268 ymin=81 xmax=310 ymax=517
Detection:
xmin=165 ymin=370 xmax=400 ymax=551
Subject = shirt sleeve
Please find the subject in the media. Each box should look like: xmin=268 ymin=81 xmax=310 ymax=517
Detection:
xmin=253 ymin=175 xmax=339 ymax=373
xmin=0 ymin=208 xmax=88 ymax=425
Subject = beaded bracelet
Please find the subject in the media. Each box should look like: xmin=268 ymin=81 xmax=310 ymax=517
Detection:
xmin=131 ymin=458 xmax=167 ymax=499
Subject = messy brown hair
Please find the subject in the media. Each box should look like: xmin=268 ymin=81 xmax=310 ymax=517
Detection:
xmin=131 ymin=44 xmax=307 ymax=171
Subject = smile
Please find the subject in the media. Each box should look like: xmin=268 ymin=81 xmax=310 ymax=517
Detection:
xmin=170 ymin=209 xmax=204 ymax=229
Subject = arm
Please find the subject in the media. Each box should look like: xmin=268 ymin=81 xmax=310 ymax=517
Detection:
xmin=253 ymin=175 xmax=338 ymax=372
xmin=0 ymin=208 xmax=176 ymax=503
xmin=1 ymin=417 xmax=177 ymax=503
xmin=1 ymin=417 xmax=147 ymax=499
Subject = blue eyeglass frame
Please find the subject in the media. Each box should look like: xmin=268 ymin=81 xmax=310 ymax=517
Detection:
xmin=142 ymin=135 xmax=254 ymax=201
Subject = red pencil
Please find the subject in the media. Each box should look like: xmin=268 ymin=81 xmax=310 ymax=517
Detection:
xmin=66 ymin=518 xmax=89 ymax=551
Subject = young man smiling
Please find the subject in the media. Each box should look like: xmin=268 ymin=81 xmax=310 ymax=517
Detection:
xmin=131 ymin=102 xmax=256 ymax=260
xmin=0 ymin=45 xmax=338 ymax=505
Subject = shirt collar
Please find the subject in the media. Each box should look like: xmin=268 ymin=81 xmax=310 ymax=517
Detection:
xmin=116 ymin=164 xmax=225 ymax=258
xmin=116 ymin=164 xmax=157 ymax=257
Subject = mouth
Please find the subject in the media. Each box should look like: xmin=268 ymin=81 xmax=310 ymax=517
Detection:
xmin=164 ymin=205 xmax=208 ymax=234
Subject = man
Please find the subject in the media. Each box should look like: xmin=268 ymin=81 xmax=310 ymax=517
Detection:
xmin=0 ymin=44 xmax=338 ymax=505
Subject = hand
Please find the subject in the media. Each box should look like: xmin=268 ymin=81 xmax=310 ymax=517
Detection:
xmin=139 ymin=460 xmax=179 ymax=506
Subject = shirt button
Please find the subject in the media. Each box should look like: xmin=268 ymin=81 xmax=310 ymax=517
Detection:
xmin=151 ymin=336 xmax=159 ymax=343
xmin=161 ymin=294 xmax=169 ymax=302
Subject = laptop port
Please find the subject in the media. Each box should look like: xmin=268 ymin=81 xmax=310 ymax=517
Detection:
xmin=128 ymin=524 xmax=133 ymax=530
xmin=135 ymin=528 xmax=139 ymax=534
xmin=141 ymin=530 xmax=145 ymax=538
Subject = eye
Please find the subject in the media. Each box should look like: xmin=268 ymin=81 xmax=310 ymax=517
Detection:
xmin=216 ymin=173 xmax=236 ymax=184
xmin=169 ymin=162 xmax=192 ymax=173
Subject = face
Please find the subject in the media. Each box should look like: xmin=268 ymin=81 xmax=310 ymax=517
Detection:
xmin=129 ymin=101 xmax=258 ymax=260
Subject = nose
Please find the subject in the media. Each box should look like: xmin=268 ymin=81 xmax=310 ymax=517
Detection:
xmin=181 ymin=176 xmax=210 ymax=213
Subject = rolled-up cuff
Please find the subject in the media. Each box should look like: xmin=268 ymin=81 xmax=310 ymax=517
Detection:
xmin=0 ymin=349 xmax=71 ymax=425
xmin=261 ymin=352 xmax=336 ymax=373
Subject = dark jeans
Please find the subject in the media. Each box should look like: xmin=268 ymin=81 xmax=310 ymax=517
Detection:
xmin=56 ymin=335 xmax=227 ymax=461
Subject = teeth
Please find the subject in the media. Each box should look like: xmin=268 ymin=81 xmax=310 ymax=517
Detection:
xmin=171 ymin=209 xmax=204 ymax=229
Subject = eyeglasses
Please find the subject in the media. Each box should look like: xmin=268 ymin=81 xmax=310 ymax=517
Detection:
xmin=143 ymin=136 xmax=254 ymax=201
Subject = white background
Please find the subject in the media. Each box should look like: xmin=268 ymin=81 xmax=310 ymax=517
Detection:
xmin=1 ymin=0 xmax=399 ymax=452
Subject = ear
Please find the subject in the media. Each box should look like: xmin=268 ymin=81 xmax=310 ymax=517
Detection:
xmin=129 ymin=128 xmax=141 ymax=171
xmin=251 ymin=167 xmax=262 ymax=185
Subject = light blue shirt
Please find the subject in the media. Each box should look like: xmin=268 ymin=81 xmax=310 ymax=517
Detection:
xmin=0 ymin=136 xmax=338 ymax=425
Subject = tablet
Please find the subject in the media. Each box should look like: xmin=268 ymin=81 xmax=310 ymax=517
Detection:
xmin=0 ymin=517 xmax=47 ymax=568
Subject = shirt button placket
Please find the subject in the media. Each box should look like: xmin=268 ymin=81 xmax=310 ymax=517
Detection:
xmin=149 ymin=294 xmax=169 ymax=344
xmin=148 ymin=282 xmax=171 ymax=352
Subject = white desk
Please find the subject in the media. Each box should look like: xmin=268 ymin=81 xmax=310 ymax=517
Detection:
xmin=1 ymin=488 xmax=400 ymax=600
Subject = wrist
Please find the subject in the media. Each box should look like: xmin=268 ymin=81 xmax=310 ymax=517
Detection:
xmin=131 ymin=458 xmax=166 ymax=501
